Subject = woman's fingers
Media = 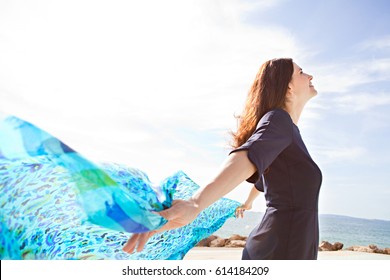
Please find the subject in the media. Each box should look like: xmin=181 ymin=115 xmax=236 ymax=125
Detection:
xmin=122 ymin=233 xmax=140 ymax=253
xmin=122 ymin=199 xmax=196 ymax=254
xmin=235 ymin=206 xmax=246 ymax=218
xmin=122 ymin=220 xmax=179 ymax=254
xmin=122 ymin=231 xmax=156 ymax=253
xmin=135 ymin=231 xmax=154 ymax=252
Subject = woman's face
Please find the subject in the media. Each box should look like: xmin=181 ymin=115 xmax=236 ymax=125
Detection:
xmin=288 ymin=62 xmax=317 ymax=101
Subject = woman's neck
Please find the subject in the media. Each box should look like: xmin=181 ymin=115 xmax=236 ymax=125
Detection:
xmin=283 ymin=101 xmax=306 ymax=125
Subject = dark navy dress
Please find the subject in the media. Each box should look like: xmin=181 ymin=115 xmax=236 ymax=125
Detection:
xmin=231 ymin=108 xmax=322 ymax=260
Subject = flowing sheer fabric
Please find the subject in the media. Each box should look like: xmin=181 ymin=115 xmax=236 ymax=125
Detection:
xmin=0 ymin=114 xmax=239 ymax=259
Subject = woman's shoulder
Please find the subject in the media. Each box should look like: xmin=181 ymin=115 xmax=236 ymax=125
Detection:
xmin=260 ymin=108 xmax=294 ymax=127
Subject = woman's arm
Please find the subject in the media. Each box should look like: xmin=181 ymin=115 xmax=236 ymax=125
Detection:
xmin=235 ymin=185 xmax=260 ymax=218
xmin=190 ymin=150 xmax=256 ymax=212
xmin=122 ymin=150 xmax=256 ymax=253
xmin=245 ymin=185 xmax=261 ymax=207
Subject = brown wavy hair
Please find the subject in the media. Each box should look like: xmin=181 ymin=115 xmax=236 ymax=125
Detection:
xmin=231 ymin=58 xmax=294 ymax=148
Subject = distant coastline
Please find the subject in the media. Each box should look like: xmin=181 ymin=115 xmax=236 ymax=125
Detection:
xmin=214 ymin=212 xmax=390 ymax=249
xmin=319 ymin=213 xmax=390 ymax=223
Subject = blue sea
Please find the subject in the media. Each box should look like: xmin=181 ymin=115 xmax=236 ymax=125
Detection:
xmin=214 ymin=212 xmax=390 ymax=249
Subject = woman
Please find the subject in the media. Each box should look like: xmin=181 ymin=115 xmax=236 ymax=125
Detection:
xmin=123 ymin=58 xmax=322 ymax=260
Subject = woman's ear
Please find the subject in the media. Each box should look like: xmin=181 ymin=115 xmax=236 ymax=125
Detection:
xmin=285 ymin=84 xmax=294 ymax=100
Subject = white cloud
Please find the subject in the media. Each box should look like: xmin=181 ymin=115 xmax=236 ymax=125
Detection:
xmin=316 ymin=146 xmax=367 ymax=163
xmin=333 ymin=92 xmax=390 ymax=112
xmin=358 ymin=35 xmax=390 ymax=51
xmin=313 ymin=58 xmax=390 ymax=94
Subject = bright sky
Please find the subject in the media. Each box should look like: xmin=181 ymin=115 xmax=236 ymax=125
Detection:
xmin=1 ymin=0 xmax=389 ymax=220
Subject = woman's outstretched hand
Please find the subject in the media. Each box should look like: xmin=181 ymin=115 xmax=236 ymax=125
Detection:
xmin=235 ymin=202 xmax=253 ymax=218
xmin=122 ymin=199 xmax=200 ymax=254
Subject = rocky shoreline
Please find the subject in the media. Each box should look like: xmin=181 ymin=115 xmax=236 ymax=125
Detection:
xmin=196 ymin=235 xmax=390 ymax=255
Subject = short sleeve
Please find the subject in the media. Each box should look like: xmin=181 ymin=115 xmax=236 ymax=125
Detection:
xmin=230 ymin=109 xmax=293 ymax=191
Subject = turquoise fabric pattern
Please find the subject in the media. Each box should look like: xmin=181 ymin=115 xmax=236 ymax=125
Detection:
xmin=0 ymin=114 xmax=240 ymax=259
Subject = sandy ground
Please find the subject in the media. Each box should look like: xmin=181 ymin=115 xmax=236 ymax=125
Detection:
xmin=184 ymin=247 xmax=390 ymax=260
